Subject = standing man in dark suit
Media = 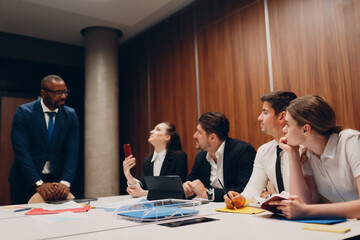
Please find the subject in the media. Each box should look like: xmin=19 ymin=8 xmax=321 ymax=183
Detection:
xmin=8 ymin=75 xmax=79 ymax=204
xmin=183 ymin=112 xmax=256 ymax=202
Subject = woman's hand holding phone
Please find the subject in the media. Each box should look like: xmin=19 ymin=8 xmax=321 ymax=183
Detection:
xmin=123 ymin=144 xmax=132 ymax=158
xmin=123 ymin=144 xmax=136 ymax=179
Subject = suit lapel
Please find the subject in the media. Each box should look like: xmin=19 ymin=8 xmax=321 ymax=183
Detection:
xmin=204 ymin=160 xmax=211 ymax=186
xmin=222 ymin=139 xmax=231 ymax=186
xmin=143 ymin=155 xmax=154 ymax=176
xmin=148 ymin=159 xmax=154 ymax=176
xmin=159 ymin=153 xmax=174 ymax=175
xmin=34 ymin=100 xmax=48 ymax=145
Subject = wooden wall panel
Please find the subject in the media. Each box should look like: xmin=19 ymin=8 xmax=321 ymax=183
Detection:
xmin=197 ymin=0 xmax=272 ymax=150
xmin=269 ymin=0 xmax=360 ymax=130
xmin=196 ymin=0 xmax=260 ymax=29
xmin=148 ymin=5 xmax=195 ymax=48
xmin=143 ymin=6 xmax=198 ymax=171
xmin=119 ymin=37 xmax=149 ymax=194
xmin=148 ymin=35 xmax=198 ymax=172
xmin=0 ymin=96 xmax=36 ymax=205
xmin=120 ymin=0 xmax=360 ymax=186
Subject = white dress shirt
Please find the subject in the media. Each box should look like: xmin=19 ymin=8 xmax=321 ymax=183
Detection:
xmin=241 ymin=139 xmax=289 ymax=201
xmin=302 ymin=129 xmax=360 ymax=203
xmin=40 ymin=98 xmax=70 ymax=187
xmin=206 ymin=141 xmax=226 ymax=191
xmin=151 ymin=149 xmax=167 ymax=176
xmin=127 ymin=149 xmax=167 ymax=187
xmin=40 ymin=98 xmax=58 ymax=174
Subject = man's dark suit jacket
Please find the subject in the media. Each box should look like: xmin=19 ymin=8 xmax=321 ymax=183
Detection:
xmin=8 ymin=99 xmax=79 ymax=204
xmin=140 ymin=151 xmax=188 ymax=190
xmin=187 ymin=138 xmax=256 ymax=202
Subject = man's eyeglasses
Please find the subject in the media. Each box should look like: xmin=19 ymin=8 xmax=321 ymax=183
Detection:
xmin=42 ymin=88 xmax=70 ymax=96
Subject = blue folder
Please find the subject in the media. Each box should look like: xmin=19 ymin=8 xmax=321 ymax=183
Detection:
xmin=279 ymin=218 xmax=346 ymax=224
xmin=118 ymin=207 xmax=199 ymax=220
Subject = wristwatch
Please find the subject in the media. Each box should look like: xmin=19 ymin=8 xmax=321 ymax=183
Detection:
xmin=34 ymin=180 xmax=44 ymax=188
xmin=206 ymin=188 xmax=214 ymax=200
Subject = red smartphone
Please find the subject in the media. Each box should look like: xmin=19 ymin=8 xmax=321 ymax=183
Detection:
xmin=123 ymin=144 xmax=132 ymax=158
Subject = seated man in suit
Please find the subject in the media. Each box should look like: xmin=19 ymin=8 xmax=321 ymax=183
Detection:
xmin=8 ymin=75 xmax=79 ymax=204
xmin=183 ymin=112 xmax=256 ymax=202
xmin=224 ymin=91 xmax=297 ymax=208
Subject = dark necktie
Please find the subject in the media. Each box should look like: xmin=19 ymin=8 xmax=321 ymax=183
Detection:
xmin=275 ymin=145 xmax=284 ymax=193
xmin=47 ymin=112 xmax=55 ymax=143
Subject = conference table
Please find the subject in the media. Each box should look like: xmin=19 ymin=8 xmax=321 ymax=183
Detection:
xmin=1 ymin=195 xmax=359 ymax=240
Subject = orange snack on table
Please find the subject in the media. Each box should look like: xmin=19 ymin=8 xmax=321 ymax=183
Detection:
xmin=226 ymin=194 xmax=246 ymax=209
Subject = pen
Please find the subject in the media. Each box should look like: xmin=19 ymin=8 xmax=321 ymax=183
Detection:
xmin=217 ymin=178 xmax=237 ymax=210
xmin=14 ymin=207 xmax=32 ymax=212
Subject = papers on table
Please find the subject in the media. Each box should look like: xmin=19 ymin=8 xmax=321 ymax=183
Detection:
xmin=32 ymin=212 xmax=87 ymax=223
xmin=42 ymin=201 xmax=84 ymax=210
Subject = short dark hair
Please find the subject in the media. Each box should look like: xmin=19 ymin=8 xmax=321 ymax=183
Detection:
xmin=40 ymin=75 xmax=64 ymax=89
xmin=260 ymin=91 xmax=297 ymax=115
xmin=163 ymin=122 xmax=183 ymax=152
xmin=199 ymin=112 xmax=229 ymax=141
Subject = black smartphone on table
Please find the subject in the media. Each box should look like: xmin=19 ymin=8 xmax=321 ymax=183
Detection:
xmin=158 ymin=217 xmax=219 ymax=228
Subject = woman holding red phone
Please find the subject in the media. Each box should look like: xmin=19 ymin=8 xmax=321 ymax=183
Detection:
xmin=123 ymin=122 xmax=188 ymax=197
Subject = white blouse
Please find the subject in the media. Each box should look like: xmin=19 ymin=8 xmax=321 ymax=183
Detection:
xmin=302 ymin=129 xmax=360 ymax=203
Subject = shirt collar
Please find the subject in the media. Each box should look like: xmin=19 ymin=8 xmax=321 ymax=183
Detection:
xmin=151 ymin=149 xmax=167 ymax=162
xmin=322 ymin=132 xmax=338 ymax=159
xmin=306 ymin=133 xmax=338 ymax=160
xmin=206 ymin=140 xmax=226 ymax=163
xmin=41 ymin=98 xmax=58 ymax=113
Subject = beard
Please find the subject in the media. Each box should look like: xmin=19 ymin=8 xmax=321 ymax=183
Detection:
xmin=54 ymin=99 xmax=66 ymax=108
xmin=195 ymin=141 xmax=201 ymax=150
xmin=195 ymin=140 xmax=211 ymax=151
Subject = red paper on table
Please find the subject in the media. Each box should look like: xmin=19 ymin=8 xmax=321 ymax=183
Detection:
xmin=25 ymin=205 xmax=90 ymax=215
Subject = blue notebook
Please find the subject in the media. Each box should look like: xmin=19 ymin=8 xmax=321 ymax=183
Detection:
xmin=118 ymin=207 xmax=199 ymax=220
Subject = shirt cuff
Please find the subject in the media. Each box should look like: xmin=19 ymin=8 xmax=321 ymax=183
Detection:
xmin=127 ymin=178 xmax=141 ymax=187
xmin=207 ymin=188 xmax=214 ymax=200
xmin=34 ymin=180 xmax=44 ymax=187
xmin=60 ymin=180 xmax=71 ymax=188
